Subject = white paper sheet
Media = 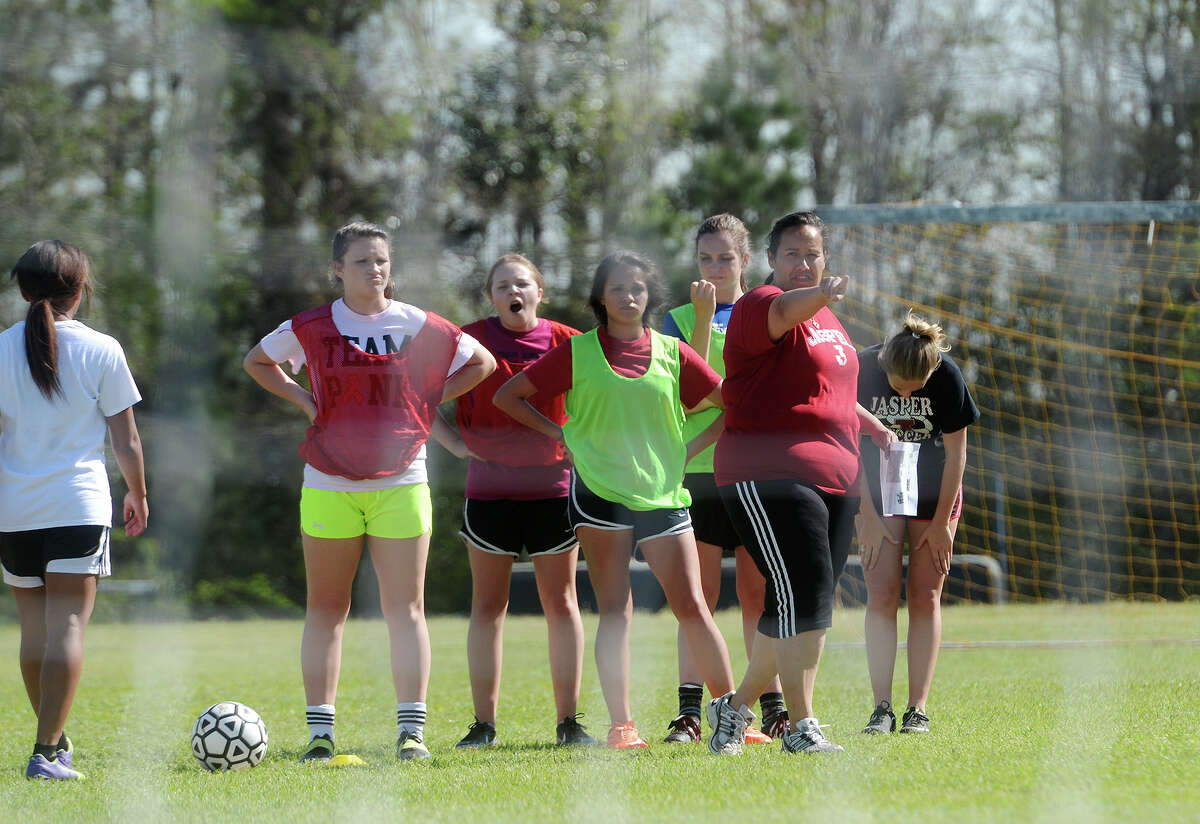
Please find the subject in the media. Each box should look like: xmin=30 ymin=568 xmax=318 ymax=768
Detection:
xmin=880 ymin=441 xmax=920 ymax=516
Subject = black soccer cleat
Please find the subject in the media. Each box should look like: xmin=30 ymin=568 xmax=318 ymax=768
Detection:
xmin=556 ymin=714 xmax=597 ymax=746
xmin=455 ymin=719 xmax=497 ymax=749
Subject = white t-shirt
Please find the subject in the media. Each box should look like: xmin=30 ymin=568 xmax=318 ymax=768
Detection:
xmin=0 ymin=320 xmax=141 ymax=530
xmin=259 ymin=299 xmax=478 ymax=490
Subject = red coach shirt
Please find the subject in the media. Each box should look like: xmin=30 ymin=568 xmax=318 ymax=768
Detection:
xmin=715 ymin=285 xmax=861 ymax=494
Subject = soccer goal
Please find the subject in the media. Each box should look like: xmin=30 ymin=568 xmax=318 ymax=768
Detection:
xmin=826 ymin=201 xmax=1200 ymax=603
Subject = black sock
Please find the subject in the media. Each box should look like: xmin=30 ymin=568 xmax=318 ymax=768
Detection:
xmin=56 ymin=732 xmax=68 ymax=750
xmin=678 ymin=683 xmax=704 ymax=719
xmin=760 ymin=691 xmax=786 ymax=719
xmin=33 ymin=743 xmax=58 ymax=760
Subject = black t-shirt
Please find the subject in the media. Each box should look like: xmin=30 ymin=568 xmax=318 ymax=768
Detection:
xmin=857 ymin=344 xmax=980 ymax=518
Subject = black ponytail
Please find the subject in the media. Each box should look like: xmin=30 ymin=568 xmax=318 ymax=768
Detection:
xmin=10 ymin=240 xmax=92 ymax=400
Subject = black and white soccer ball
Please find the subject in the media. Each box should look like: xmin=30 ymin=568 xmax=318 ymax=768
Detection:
xmin=191 ymin=701 xmax=268 ymax=771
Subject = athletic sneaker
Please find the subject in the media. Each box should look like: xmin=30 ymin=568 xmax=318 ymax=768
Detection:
xmin=780 ymin=718 xmax=844 ymax=754
xmin=300 ymin=734 xmax=334 ymax=763
xmin=761 ymin=709 xmax=790 ymax=739
xmin=663 ymin=713 xmax=701 ymax=744
xmin=556 ymin=714 xmax=596 ymax=746
xmin=862 ymin=699 xmax=896 ymax=734
xmin=606 ymin=721 xmax=648 ymax=750
xmin=900 ymin=706 xmax=931 ymax=733
xmin=705 ymin=692 xmax=751 ymax=755
xmin=744 ymin=725 xmax=773 ymax=744
xmin=455 ymin=719 xmax=497 ymax=749
xmin=397 ymin=730 xmax=432 ymax=760
xmin=26 ymin=754 xmax=84 ymax=780
xmin=55 ymin=734 xmax=73 ymax=769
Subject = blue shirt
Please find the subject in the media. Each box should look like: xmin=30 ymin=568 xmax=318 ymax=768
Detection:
xmin=662 ymin=302 xmax=736 ymax=340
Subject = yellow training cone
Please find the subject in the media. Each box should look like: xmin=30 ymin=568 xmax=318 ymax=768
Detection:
xmin=328 ymin=753 xmax=366 ymax=767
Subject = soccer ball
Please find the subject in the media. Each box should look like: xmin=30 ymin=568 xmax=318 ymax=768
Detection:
xmin=191 ymin=701 xmax=268 ymax=771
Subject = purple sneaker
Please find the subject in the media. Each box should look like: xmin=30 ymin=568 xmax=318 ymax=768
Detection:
xmin=26 ymin=754 xmax=84 ymax=780
xmin=56 ymin=734 xmax=73 ymax=769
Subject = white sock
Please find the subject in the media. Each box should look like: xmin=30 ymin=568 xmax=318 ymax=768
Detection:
xmin=397 ymin=702 xmax=427 ymax=738
xmin=306 ymin=704 xmax=335 ymax=741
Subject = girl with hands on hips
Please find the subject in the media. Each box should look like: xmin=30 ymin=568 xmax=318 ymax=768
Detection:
xmin=244 ymin=220 xmax=495 ymax=764
xmin=494 ymin=250 xmax=742 ymax=753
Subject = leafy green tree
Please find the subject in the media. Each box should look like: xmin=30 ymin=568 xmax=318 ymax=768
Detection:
xmin=735 ymin=0 xmax=1018 ymax=205
xmin=0 ymin=0 xmax=175 ymax=595
xmin=445 ymin=0 xmax=677 ymax=329
xmin=638 ymin=48 xmax=808 ymax=287
xmin=1038 ymin=0 xmax=1200 ymax=201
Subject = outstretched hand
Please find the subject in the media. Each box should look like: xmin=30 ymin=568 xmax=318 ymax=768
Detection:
xmin=820 ymin=275 xmax=848 ymax=303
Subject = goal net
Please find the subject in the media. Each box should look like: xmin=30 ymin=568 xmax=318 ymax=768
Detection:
xmin=828 ymin=202 xmax=1200 ymax=602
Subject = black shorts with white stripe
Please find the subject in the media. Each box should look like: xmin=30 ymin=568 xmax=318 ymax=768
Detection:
xmin=459 ymin=497 xmax=577 ymax=557
xmin=568 ymin=470 xmax=692 ymax=548
xmin=718 ymin=480 xmax=859 ymax=638
xmin=0 ymin=525 xmax=111 ymax=588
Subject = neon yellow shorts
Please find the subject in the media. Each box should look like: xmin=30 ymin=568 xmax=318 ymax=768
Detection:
xmin=300 ymin=484 xmax=432 ymax=540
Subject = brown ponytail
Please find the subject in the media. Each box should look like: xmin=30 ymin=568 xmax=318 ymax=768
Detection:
xmin=9 ymin=240 xmax=92 ymax=400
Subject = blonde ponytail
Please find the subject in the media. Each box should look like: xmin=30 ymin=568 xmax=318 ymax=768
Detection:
xmin=879 ymin=310 xmax=950 ymax=382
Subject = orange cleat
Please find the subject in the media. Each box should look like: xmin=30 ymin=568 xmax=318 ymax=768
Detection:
xmin=607 ymin=721 xmax=649 ymax=749
xmin=744 ymin=725 xmax=773 ymax=744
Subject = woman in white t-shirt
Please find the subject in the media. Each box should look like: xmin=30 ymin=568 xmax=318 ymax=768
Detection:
xmin=0 ymin=240 xmax=148 ymax=781
xmin=243 ymin=221 xmax=495 ymax=762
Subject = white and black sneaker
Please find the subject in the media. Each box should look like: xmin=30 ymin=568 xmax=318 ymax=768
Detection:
xmin=781 ymin=718 xmax=844 ymax=754
xmin=862 ymin=700 xmax=896 ymax=734
xmin=900 ymin=706 xmax=931 ymax=733
xmin=705 ymin=692 xmax=751 ymax=755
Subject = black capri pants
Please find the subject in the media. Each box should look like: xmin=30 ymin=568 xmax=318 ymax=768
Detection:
xmin=719 ymin=479 xmax=859 ymax=638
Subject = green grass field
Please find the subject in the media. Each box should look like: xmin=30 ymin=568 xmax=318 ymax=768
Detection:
xmin=1 ymin=602 xmax=1198 ymax=822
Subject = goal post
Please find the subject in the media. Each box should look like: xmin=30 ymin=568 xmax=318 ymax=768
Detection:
xmin=824 ymin=201 xmax=1200 ymax=602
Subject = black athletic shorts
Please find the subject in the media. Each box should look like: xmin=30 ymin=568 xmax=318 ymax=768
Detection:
xmin=459 ymin=497 xmax=576 ymax=557
xmin=0 ymin=525 xmax=111 ymax=588
xmin=684 ymin=473 xmax=742 ymax=552
xmin=719 ymin=480 xmax=859 ymax=638
xmin=568 ymin=470 xmax=692 ymax=547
